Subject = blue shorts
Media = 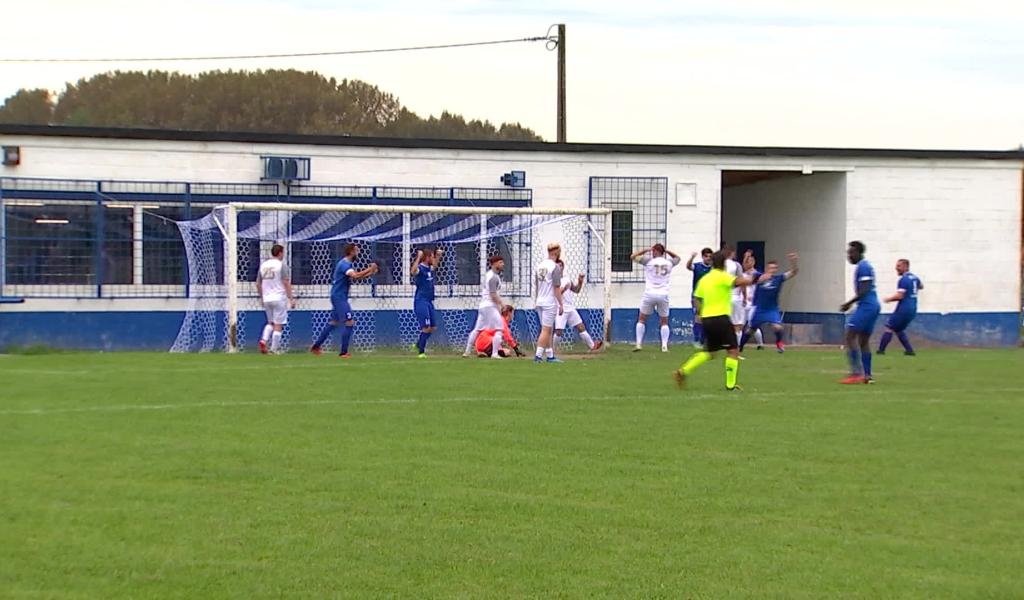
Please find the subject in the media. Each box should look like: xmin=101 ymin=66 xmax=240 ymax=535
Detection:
xmin=885 ymin=311 xmax=916 ymax=332
xmin=750 ymin=309 xmax=782 ymax=328
xmin=330 ymin=297 xmax=354 ymax=323
xmin=847 ymin=304 xmax=881 ymax=334
xmin=414 ymin=299 xmax=436 ymax=329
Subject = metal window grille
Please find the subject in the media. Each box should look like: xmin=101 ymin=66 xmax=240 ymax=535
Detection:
xmin=588 ymin=176 xmax=668 ymax=282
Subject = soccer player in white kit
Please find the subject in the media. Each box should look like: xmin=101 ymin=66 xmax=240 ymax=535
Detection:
xmin=742 ymin=252 xmax=764 ymax=350
xmin=462 ymin=256 xmax=508 ymax=359
xmin=631 ymin=243 xmax=682 ymax=352
xmin=533 ymin=243 xmax=565 ymax=363
xmin=722 ymin=244 xmax=747 ymax=347
xmin=553 ymin=268 xmax=603 ymax=353
xmin=255 ymin=243 xmax=295 ymax=355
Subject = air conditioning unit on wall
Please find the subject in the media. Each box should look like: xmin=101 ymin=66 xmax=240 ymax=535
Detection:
xmin=261 ymin=156 xmax=310 ymax=182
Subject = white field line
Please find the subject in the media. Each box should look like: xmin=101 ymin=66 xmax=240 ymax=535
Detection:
xmin=1 ymin=387 xmax=1022 ymax=417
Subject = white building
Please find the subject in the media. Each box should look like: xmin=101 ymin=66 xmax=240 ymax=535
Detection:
xmin=1 ymin=124 xmax=1021 ymax=349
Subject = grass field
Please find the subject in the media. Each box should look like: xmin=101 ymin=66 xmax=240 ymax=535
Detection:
xmin=2 ymin=347 xmax=1022 ymax=598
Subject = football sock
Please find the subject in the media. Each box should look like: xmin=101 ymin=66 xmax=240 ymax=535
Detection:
xmin=861 ymin=351 xmax=873 ymax=378
xmin=270 ymin=331 xmax=282 ymax=353
xmin=553 ymin=333 xmax=562 ymax=348
xmin=545 ymin=348 xmax=554 ymax=359
xmin=535 ymin=346 xmax=545 ymax=359
xmin=693 ymin=322 xmax=703 ymax=343
xmin=261 ymin=324 xmax=273 ymax=343
xmin=635 ymin=323 xmax=646 ymax=346
xmin=775 ymin=330 xmax=784 ymax=345
xmin=753 ymin=329 xmax=764 ymax=347
xmin=725 ymin=357 xmax=739 ymax=389
xmin=492 ymin=331 xmax=504 ymax=357
xmin=681 ymin=351 xmax=711 ymax=375
xmin=739 ymin=329 xmax=750 ymax=351
xmin=417 ymin=332 xmax=430 ymax=354
xmin=660 ymin=325 xmax=670 ymax=348
xmin=579 ymin=330 xmax=595 ymax=349
xmin=896 ymin=331 xmax=914 ymax=353
xmin=340 ymin=324 xmax=354 ymax=355
xmin=847 ymin=348 xmax=861 ymax=374
xmin=313 ymin=323 xmax=335 ymax=349
xmin=464 ymin=329 xmax=480 ymax=355
xmin=878 ymin=331 xmax=893 ymax=352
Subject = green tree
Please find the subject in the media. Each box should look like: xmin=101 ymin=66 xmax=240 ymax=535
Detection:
xmin=5 ymin=70 xmax=542 ymax=141
xmin=0 ymin=89 xmax=55 ymax=124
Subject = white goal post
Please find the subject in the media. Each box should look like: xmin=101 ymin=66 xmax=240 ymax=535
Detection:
xmin=174 ymin=202 xmax=613 ymax=354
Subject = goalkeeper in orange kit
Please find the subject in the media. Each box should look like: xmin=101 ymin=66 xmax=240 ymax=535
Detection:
xmin=476 ymin=305 xmax=524 ymax=358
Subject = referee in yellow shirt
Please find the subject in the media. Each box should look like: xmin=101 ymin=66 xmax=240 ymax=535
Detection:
xmin=675 ymin=251 xmax=756 ymax=391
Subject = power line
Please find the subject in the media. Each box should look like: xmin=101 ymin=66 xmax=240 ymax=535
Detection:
xmin=0 ymin=36 xmax=554 ymax=64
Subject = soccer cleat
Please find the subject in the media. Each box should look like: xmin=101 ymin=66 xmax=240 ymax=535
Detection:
xmin=410 ymin=344 xmax=420 ymax=354
xmin=491 ymin=354 xmax=504 ymax=360
xmin=546 ymin=357 xmax=563 ymax=363
xmin=673 ymin=370 xmax=686 ymax=389
xmin=309 ymin=346 xmax=322 ymax=356
xmin=633 ymin=345 xmax=642 ymax=352
xmin=777 ymin=346 xmax=785 ymax=354
xmin=661 ymin=346 xmax=669 ymax=353
xmin=533 ymin=356 xmax=544 ymax=363
xmin=691 ymin=342 xmax=703 ymax=350
xmin=591 ymin=340 xmax=604 ymax=352
xmin=863 ymin=377 xmax=875 ymax=384
xmin=726 ymin=385 xmax=743 ymax=392
xmin=339 ymin=352 xmax=352 ymax=359
xmin=840 ymin=375 xmax=865 ymax=385
xmin=417 ymin=353 xmax=427 ymax=359
xmin=461 ymin=352 xmax=471 ymax=358
xmin=904 ymin=351 xmax=916 ymax=356
xmin=876 ymin=350 xmax=886 ymax=356
xmin=258 ymin=339 xmax=268 ymax=355
xmin=756 ymin=345 xmax=764 ymax=351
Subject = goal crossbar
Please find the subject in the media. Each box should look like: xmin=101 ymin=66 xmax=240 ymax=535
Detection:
xmin=221 ymin=202 xmax=614 ymax=353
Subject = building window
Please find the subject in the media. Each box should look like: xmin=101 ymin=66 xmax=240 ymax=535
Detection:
xmin=588 ymin=176 xmax=668 ymax=282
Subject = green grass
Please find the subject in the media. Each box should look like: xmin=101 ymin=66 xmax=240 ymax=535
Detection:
xmin=1 ymin=347 xmax=1022 ymax=598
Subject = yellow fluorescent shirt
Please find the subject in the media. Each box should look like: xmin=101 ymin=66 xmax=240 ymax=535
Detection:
xmin=694 ymin=269 xmax=736 ymax=318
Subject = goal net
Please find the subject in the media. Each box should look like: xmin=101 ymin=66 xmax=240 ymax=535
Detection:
xmin=170 ymin=203 xmax=611 ymax=354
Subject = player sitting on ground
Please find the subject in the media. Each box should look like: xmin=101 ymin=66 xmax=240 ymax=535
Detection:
xmin=463 ymin=256 xmax=507 ymax=359
xmin=674 ymin=251 xmax=756 ymax=391
xmin=411 ymin=248 xmax=443 ymax=358
xmin=632 ymin=243 xmax=682 ymax=352
xmin=310 ymin=243 xmax=379 ymax=358
xmin=740 ymin=253 xmax=799 ymax=354
xmin=878 ymin=258 xmax=923 ymax=356
xmin=534 ymin=243 xmax=565 ymax=363
xmin=840 ymin=241 xmax=881 ymax=384
xmin=686 ymin=247 xmax=714 ymax=348
xmin=476 ymin=305 xmax=525 ymax=358
xmin=553 ymin=268 xmax=603 ymax=353
xmin=255 ymin=243 xmax=295 ymax=355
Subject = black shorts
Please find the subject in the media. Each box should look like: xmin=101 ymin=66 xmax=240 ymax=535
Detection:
xmin=702 ymin=315 xmax=737 ymax=352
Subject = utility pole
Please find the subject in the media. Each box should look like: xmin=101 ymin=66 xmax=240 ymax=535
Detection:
xmin=556 ymin=23 xmax=566 ymax=143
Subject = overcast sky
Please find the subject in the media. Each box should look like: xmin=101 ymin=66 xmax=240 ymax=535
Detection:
xmin=3 ymin=0 xmax=1023 ymax=149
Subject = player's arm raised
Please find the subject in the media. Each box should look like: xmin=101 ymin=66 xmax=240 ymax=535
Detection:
xmin=630 ymin=248 xmax=650 ymax=262
xmin=410 ymin=249 xmax=424 ymax=281
xmin=686 ymin=251 xmax=697 ymax=271
xmin=784 ymin=252 xmax=799 ymax=280
xmin=664 ymin=248 xmax=683 ymax=267
xmin=571 ymin=273 xmax=584 ymax=294
xmin=349 ymin=262 xmax=379 ymax=280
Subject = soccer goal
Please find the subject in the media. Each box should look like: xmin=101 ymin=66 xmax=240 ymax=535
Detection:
xmin=170 ymin=202 xmax=613 ymax=354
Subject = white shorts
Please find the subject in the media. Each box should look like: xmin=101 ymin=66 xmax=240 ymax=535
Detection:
xmin=745 ymin=304 xmax=756 ymax=323
xmin=730 ymin=300 xmax=746 ymax=326
xmin=555 ymin=308 xmax=583 ymax=331
xmin=640 ymin=293 xmax=670 ymax=318
xmin=264 ymin=300 xmax=288 ymax=325
xmin=536 ymin=305 xmax=558 ymax=328
xmin=473 ymin=304 xmax=504 ymax=331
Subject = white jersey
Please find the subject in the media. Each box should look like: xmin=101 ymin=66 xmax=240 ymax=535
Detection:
xmin=257 ymin=258 xmax=290 ymax=303
xmin=559 ymin=279 xmax=578 ymax=311
xmin=534 ymin=258 xmax=563 ymax=308
xmin=726 ymin=258 xmax=744 ymax=301
xmin=639 ymin=255 xmax=680 ymax=296
xmin=479 ymin=270 xmax=502 ymax=308
xmin=744 ymin=269 xmax=758 ymax=307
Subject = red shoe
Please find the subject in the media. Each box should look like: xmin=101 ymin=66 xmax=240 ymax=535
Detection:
xmin=840 ymin=375 xmax=865 ymax=385
xmin=309 ymin=346 xmax=321 ymax=356
xmin=591 ymin=340 xmax=604 ymax=352
xmin=339 ymin=352 xmax=352 ymax=359
xmin=258 ymin=340 xmax=268 ymax=355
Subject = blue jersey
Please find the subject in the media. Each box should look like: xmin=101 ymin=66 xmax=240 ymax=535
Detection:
xmin=754 ymin=274 xmax=786 ymax=312
xmin=414 ymin=264 xmax=435 ymax=302
xmin=692 ymin=262 xmax=712 ymax=293
xmin=330 ymin=258 xmax=354 ymax=299
xmin=895 ymin=272 xmax=921 ymax=314
xmin=854 ymin=260 xmax=880 ymax=307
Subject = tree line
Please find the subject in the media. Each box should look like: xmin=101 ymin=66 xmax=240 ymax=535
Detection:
xmin=0 ymin=69 xmax=542 ymax=141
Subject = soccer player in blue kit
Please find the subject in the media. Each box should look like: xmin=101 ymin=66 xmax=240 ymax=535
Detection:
xmin=840 ymin=241 xmax=881 ymax=384
xmin=310 ymin=243 xmax=379 ymax=358
xmin=740 ymin=252 xmax=798 ymax=353
xmin=411 ymin=248 xmax=443 ymax=358
xmin=686 ymin=247 xmax=714 ymax=348
xmin=877 ymin=258 xmax=923 ymax=356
